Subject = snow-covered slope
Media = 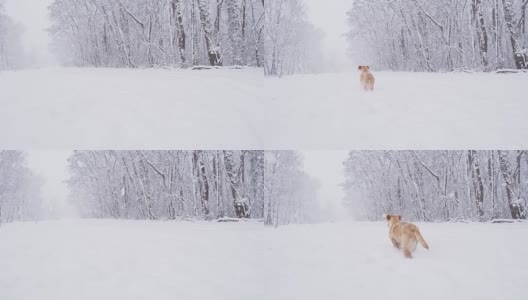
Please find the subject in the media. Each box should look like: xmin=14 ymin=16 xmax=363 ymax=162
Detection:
xmin=1 ymin=220 xmax=526 ymax=300
xmin=1 ymin=68 xmax=527 ymax=149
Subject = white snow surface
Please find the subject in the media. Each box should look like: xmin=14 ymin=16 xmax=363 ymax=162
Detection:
xmin=266 ymin=71 xmax=528 ymax=149
xmin=1 ymin=68 xmax=264 ymax=149
xmin=1 ymin=68 xmax=527 ymax=149
xmin=1 ymin=219 xmax=526 ymax=300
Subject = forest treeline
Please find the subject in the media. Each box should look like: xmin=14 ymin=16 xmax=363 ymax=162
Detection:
xmin=48 ymin=0 xmax=264 ymax=68
xmin=9 ymin=0 xmax=527 ymax=73
xmin=264 ymin=0 xmax=324 ymax=76
xmin=0 ymin=151 xmax=43 ymax=224
xmin=343 ymin=151 xmax=528 ymax=222
xmin=347 ymin=0 xmax=528 ymax=71
xmin=0 ymin=1 xmax=24 ymax=70
xmin=47 ymin=0 xmax=324 ymax=73
xmin=3 ymin=150 xmax=528 ymax=225
xmin=68 ymin=150 xmax=265 ymax=219
xmin=67 ymin=150 xmax=318 ymax=226
xmin=264 ymin=151 xmax=320 ymax=226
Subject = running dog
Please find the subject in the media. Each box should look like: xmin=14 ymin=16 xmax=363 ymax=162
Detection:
xmin=358 ymin=65 xmax=375 ymax=91
xmin=385 ymin=214 xmax=429 ymax=258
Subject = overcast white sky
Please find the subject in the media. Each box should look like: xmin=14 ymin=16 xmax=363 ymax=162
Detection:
xmin=5 ymin=0 xmax=70 ymax=216
xmin=302 ymin=150 xmax=349 ymax=220
xmin=5 ymin=0 xmax=56 ymax=66
xmin=304 ymin=0 xmax=355 ymax=71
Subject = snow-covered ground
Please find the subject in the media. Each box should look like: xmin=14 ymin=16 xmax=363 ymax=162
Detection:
xmin=0 ymin=68 xmax=264 ymax=149
xmin=1 ymin=219 xmax=526 ymax=300
xmin=266 ymin=71 xmax=528 ymax=149
xmin=2 ymin=68 xmax=527 ymax=149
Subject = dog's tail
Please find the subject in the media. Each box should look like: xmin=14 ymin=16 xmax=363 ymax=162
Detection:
xmin=411 ymin=227 xmax=429 ymax=250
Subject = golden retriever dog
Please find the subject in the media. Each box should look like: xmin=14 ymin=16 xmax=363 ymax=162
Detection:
xmin=358 ymin=65 xmax=375 ymax=91
xmin=385 ymin=214 xmax=429 ymax=258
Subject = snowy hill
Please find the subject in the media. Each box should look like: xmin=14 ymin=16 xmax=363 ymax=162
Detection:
xmin=1 ymin=220 xmax=526 ymax=300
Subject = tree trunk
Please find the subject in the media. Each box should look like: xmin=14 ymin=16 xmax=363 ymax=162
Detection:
xmin=468 ymin=151 xmax=485 ymax=218
xmin=498 ymin=151 xmax=524 ymax=219
xmin=250 ymin=150 xmax=265 ymax=218
xmin=194 ymin=151 xmax=210 ymax=217
xmin=472 ymin=0 xmax=489 ymax=67
xmin=502 ymin=0 xmax=528 ymax=69
xmin=171 ymin=0 xmax=187 ymax=66
xmin=197 ymin=0 xmax=223 ymax=66
xmin=223 ymin=151 xmax=248 ymax=218
xmin=226 ymin=0 xmax=243 ymax=65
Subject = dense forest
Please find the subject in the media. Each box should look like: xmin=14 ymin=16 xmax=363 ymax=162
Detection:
xmin=0 ymin=151 xmax=43 ymax=224
xmin=4 ymin=149 xmax=528 ymax=224
xmin=48 ymin=0 xmax=264 ymax=68
xmin=68 ymin=150 xmax=265 ymax=219
xmin=264 ymin=0 xmax=324 ymax=76
xmin=67 ymin=150 xmax=317 ymax=225
xmin=0 ymin=1 xmax=24 ymax=70
xmin=347 ymin=0 xmax=528 ymax=71
xmin=343 ymin=150 xmax=528 ymax=221
xmin=264 ymin=151 xmax=320 ymax=226
xmin=5 ymin=0 xmax=528 ymax=72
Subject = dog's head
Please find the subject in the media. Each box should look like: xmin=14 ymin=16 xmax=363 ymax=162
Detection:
xmin=385 ymin=214 xmax=402 ymax=227
xmin=358 ymin=65 xmax=370 ymax=72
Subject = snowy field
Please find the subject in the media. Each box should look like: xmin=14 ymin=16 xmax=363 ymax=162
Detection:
xmin=266 ymin=71 xmax=528 ymax=149
xmin=1 ymin=220 xmax=526 ymax=300
xmin=1 ymin=68 xmax=527 ymax=149
xmin=0 ymin=68 xmax=264 ymax=149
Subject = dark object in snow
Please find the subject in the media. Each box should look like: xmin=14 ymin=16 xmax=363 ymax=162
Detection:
xmin=234 ymin=197 xmax=251 ymax=218
xmin=191 ymin=65 xmax=246 ymax=70
xmin=217 ymin=218 xmax=242 ymax=223
xmin=216 ymin=217 xmax=263 ymax=223
xmin=490 ymin=219 xmax=518 ymax=223
xmin=496 ymin=69 xmax=528 ymax=74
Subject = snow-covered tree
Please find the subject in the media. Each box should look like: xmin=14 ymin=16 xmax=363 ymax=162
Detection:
xmin=67 ymin=150 xmax=264 ymax=220
xmin=343 ymin=151 xmax=528 ymax=222
xmin=0 ymin=1 xmax=25 ymax=70
xmin=0 ymin=151 xmax=43 ymax=224
xmin=48 ymin=0 xmax=264 ymax=68
xmin=264 ymin=151 xmax=320 ymax=226
xmin=346 ymin=0 xmax=528 ymax=71
xmin=264 ymin=0 xmax=324 ymax=75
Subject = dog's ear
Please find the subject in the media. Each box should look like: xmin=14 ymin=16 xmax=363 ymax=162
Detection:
xmin=385 ymin=214 xmax=391 ymax=221
xmin=397 ymin=215 xmax=402 ymax=221
xmin=366 ymin=65 xmax=370 ymax=70
xmin=358 ymin=65 xmax=362 ymax=70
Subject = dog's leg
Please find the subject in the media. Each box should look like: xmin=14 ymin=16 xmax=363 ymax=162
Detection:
xmin=391 ymin=239 xmax=400 ymax=249
xmin=403 ymin=248 xmax=413 ymax=259
xmin=368 ymin=80 xmax=374 ymax=91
